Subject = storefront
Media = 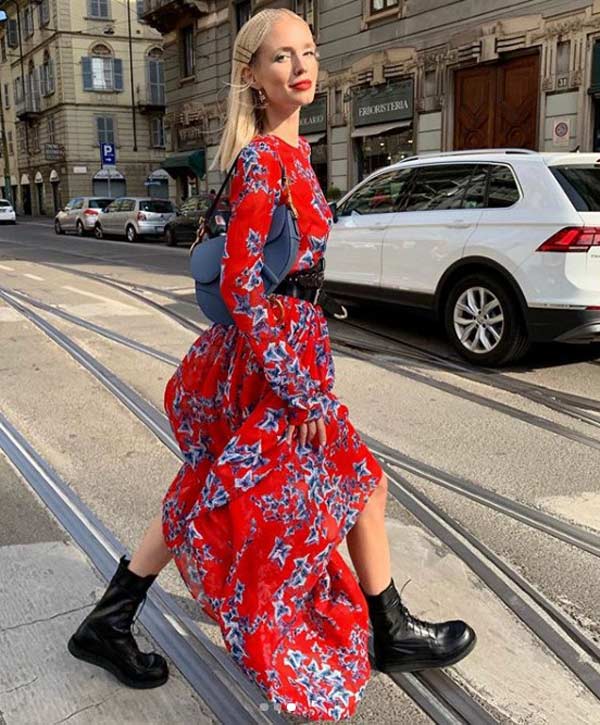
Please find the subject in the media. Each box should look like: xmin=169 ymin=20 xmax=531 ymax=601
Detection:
xmin=93 ymin=167 xmax=126 ymax=197
xmin=145 ymin=168 xmax=170 ymax=199
xmin=300 ymin=94 xmax=328 ymax=192
xmin=160 ymin=148 xmax=205 ymax=202
xmin=351 ymin=78 xmax=414 ymax=181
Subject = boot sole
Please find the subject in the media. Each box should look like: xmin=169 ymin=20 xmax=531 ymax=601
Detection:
xmin=375 ymin=633 xmax=477 ymax=674
xmin=67 ymin=636 xmax=169 ymax=689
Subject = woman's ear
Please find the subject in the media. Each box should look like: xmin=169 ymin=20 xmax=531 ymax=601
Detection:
xmin=241 ymin=65 xmax=259 ymax=90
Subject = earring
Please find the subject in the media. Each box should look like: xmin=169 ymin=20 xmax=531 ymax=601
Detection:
xmin=256 ymin=88 xmax=267 ymax=106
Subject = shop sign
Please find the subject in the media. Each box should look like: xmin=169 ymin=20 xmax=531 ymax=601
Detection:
xmin=300 ymin=95 xmax=327 ymax=134
xmin=353 ymin=79 xmax=414 ymax=127
xmin=45 ymin=143 xmax=65 ymax=161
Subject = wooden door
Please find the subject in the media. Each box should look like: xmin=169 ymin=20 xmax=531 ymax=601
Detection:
xmin=454 ymin=54 xmax=540 ymax=150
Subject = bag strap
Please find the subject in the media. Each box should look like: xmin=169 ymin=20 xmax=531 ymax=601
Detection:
xmin=191 ymin=146 xmax=296 ymax=255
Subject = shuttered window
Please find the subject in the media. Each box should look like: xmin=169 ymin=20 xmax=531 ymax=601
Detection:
xmin=96 ymin=116 xmax=115 ymax=145
xmin=82 ymin=57 xmax=123 ymax=91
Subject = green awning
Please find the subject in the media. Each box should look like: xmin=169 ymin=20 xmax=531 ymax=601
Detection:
xmin=590 ymin=41 xmax=600 ymax=95
xmin=160 ymin=149 xmax=205 ymax=179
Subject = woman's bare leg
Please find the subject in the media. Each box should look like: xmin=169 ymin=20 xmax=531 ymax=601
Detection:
xmin=346 ymin=473 xmax=391 ymax=596
xmin=128 ymin=512 xmax=173 ymax=577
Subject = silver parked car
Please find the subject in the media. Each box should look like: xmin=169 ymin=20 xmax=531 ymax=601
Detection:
xmin=54 ymin=197 xmax=114 ymax=236
xmin=94 ymin=197 xmax=177 ymax=242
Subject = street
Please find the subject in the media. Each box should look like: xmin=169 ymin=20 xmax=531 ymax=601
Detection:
xmin=1 ymin=219 xmax=600 ymax=724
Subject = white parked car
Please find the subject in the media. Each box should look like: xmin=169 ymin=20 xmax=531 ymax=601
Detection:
xmin=0 ymin=199 xmax=16 ymax=224
xmin=325 ymin=149 xmax=600 ymax=365
xmin=54 ymin=196 xmax=114 ymax=236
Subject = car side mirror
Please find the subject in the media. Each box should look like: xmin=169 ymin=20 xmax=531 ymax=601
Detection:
xmin=328 ymin=201 xmax=338 ymax=223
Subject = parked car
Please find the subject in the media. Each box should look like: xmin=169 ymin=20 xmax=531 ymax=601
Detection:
xmin=54 ymin=197 xmax=114 ymax=236
xmin=325 ymin=149 xmax=600 ymax=366
xmin=164 ymin=193 xmax=231 ymax=246
xmin=0 ymin=199 xmax=16 ymax=224
xmin=94 ymin=197 xmax=177 ymax=242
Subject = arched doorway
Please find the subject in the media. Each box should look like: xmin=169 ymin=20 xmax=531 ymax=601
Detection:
xmin=145 ymin=169 xmax=169 ymax=199
xmin=50 ymin=170 xmax=61 ymax=213
xmin=21 ymin=174 xmax=32 ymax=215
xmin=34 ymin=171 xmax=45 ymax=215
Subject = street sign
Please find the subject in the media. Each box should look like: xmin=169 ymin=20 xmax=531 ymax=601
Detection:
xmin=100 ymin=143 xmax=116 ymax=166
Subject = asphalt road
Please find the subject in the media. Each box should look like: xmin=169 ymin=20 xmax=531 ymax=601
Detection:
xmin=0 ymin=218 xmax=599 ymax=724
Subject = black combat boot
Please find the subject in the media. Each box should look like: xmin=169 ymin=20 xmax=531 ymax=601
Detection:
xmin=68 ymin=555 xmax=169 ymax=688
xmin=361 ymin=578 xmax=476 ymax=673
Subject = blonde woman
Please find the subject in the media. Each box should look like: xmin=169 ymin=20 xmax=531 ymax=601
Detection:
xmin=68 ymin=9 xmax=475 ymax=721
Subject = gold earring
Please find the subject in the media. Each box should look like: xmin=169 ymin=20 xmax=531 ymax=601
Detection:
xmin=257 ymin=88 xmax=267 ymax=106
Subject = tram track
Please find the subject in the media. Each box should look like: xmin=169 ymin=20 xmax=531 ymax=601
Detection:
xmin=2 ymin=285 xmax=599 ymax=721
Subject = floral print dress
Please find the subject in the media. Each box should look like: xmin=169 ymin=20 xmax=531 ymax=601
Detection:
xmin=162 ymin=133 xmax=383 ymax=721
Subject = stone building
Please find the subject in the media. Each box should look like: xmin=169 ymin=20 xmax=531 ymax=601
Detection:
xmin=0 ymin=0 xmax=170 ymax=215
xmin=143 ymin=1 xmax=600 ymax=200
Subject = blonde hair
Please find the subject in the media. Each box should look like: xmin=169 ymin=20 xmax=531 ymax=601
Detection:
xmin=210 ymin=8 xmax=304 ymax=173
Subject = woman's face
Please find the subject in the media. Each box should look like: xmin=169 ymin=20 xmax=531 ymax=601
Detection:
xmin=247 ymin=17 xmax=319 ymax=112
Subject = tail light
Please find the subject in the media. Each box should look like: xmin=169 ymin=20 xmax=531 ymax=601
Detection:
xmin=537 ymin=227 xmax=600 ymax=252
xmin=137 ymin=212 xmax=147 ymax=221
xmin=83 ymin=208 xmax=98 ymax=216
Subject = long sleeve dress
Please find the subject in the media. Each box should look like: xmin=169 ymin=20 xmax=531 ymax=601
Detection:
xmin=162 ymin=133 xmax=383 ymax=722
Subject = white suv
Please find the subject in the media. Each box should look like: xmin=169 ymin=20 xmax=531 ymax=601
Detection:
xmin=325 ymin=149 xmax=600 ymax=365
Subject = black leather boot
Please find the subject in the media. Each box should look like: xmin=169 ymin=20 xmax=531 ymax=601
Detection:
xmin=68 ymin=555 xmax=169 ymax=689
xmin=362 ymin=578 xmax=476 ymax=673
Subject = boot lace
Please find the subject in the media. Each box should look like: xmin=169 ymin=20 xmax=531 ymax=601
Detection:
xmin=399 ymin=580 xmax=437 ymax=640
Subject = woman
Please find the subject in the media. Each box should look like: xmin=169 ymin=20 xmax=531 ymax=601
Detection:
xmin=68 ymin=9 xmax=475 ymax=721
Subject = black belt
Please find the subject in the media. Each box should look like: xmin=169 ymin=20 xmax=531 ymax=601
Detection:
xmin=273 ymin=259 xmax=324 ymax=304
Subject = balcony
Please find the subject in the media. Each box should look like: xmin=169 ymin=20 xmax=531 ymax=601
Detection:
xmin=138 ymin=86 xmax=166 ymax=113
xmin=16 ymin=97 xmax=41 ymax=122
xmin=141 ymin=0 xmax=210 ymax=33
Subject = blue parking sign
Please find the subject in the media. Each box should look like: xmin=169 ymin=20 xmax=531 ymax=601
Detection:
xmin=100 ymin=143 xmax=116 ymax=166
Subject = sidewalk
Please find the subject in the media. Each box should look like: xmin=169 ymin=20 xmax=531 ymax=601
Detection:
xmin=0 ymin=452 xmax=216 ymax=725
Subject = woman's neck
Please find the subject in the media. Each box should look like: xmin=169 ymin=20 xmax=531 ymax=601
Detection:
xmin=262 ymin=112 xmax=300 ymax=149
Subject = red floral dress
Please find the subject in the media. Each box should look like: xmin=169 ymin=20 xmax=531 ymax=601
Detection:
xmin=162 ymin=133 xmax=383 ymax=721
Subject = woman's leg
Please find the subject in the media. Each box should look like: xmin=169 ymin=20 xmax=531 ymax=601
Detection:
xmin=346 ymin=473 xmax=391 ymax=596
xmin=128 ymin=511 xmax=173 ymax=577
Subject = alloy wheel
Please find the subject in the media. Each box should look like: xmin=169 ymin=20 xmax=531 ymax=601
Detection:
xmin=453 ymin=286 xmax=504 ymax=354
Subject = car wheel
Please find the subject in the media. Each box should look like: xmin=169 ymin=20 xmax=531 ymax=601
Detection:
xmin=126 ymin=225 xmax=138 ymax=243
xmin=54 ymin=219 xmax=64 ymax=235
xmin=76 ymin=220 xmax=85 ymax=237
xmin=444 ymin=272 xmax=530 ymax=367
xmin=165 ymin=227 xmax=177 ymax=247
xmin=94 ymin=224 xmax=103 ymax=240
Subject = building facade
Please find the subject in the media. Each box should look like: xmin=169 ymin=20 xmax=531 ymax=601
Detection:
xmin=0 ymin=0 xmax=170 ymax=215
xmin=142 ymin=1 xmax=600 ymax=200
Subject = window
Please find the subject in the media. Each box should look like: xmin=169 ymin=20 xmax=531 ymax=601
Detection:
xmin=3 ymin=84 xmax=10 ymax=109
xmin=47 ymin=116 xmax=56 ymax=144
xmin=39 ymin=0 xmax=50 ymax=26
xmin=82 ymin=46 xmax=123 ymax=91
xmin=30 ymin=124 xmax=40 ymax=154
xmin=339 ymin=169 xmax=412 ymax=215
xmin=1 ymin=36 xmax=6 ymax=63
xmin=549 ymin=166 xmax=600 ymax=212
xmin=487 ymin=165 xmax=520 ymax=208
xmin=88 ymin=0 xmax=110 ymax=18
xmin=370 ymin=0 xmax=398 ymax=13
xmin=136 ymin=0 xmax=145 ymax=20
xmin=23 ymin=6 xmax=34 ymax=37
xmin=556 ymin=40 xmax=570 ymax=77
xmin=7 ymin=19 xmax=18 ymax=49
xmin=180 ymin=26 xmax=194 ymax=77
xmin=89 ymin=198 xmax=113 ymax=209
xmin=294 ymin=0 xmax=317 ymax=35
xmin=14 ymin=77 xmax=23 ymax=105
xmin=27 ymin=64 xmax=41 ymax=112
xmin=8 ymin=131 xmax=14 ymax=156
xmin=403 ymin=165 xmax=477 ymax=212
xmin=151 ymin=116 xmax=165 ymax=147
xmin=139 ymin=200 xmax=174 ymax=213
xmin=121 ymin=199 xmax=136 ymax=212
xmin=235 ymin=1 xmax=251 ymax=32
xmin=462 ymin=166 xmax=487 ymax=209
xmin=96 ymin=116 xmax=115 ymax=145
xmin=72 ymin=198 xmax=85 ymax=210
xmin=17 ymin=124 xmax=26 ymax=153
xmin=147 ymin=51 xmax=165 ymax=104
xmin=41 ymin=52 xmax=55 ymax=95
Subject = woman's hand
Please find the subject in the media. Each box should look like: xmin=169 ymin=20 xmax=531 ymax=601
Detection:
xmin=286 ymin=418 xmax=327 ymax=449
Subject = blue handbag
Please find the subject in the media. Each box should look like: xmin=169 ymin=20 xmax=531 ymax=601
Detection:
xmin=189 ymin=151 xmax=300 ymax=326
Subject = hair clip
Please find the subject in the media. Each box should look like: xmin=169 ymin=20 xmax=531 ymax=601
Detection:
xmin=233 ymin=44 xmax=254 ymax=65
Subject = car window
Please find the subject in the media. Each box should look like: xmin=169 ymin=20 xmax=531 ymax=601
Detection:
xmin=550 ymin=166 xmax=600 ymax=211
xmin=139 ymin=200 xmax=174 ymax=213
xmin=0 ymin=200 xmax=11 ymax=207
xmin=105 ymin=200 xmax=122 ymax=212
xmin=72 ymin=198 xmax=84 ymax=210
xmin=403 ymin=165 xmax=476 ymax=212
xmin=487 ymin=165 xmax=520 ymax=208
xmin=463 ymin=166 xmax=488 ymax=209
xmin=120 ymin=199 xmax=136 ymax=212
xmin=339 ymin=170 xmax=412 ymax=215
xmin=89 ymin=198 xmax=113 ymax=209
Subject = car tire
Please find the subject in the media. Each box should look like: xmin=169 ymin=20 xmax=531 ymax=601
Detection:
xmin=444 ymin=272 xmax=530 ymax=367
xmin=54 ymin=219 xmax=64 ymax=235
xmin=126 ymin=225 xmax=138 ymax=243
xmin=76 ymin=220 xmax=85 ymax=237
xmin=165 ymin=227 xmax=177 ymax=247
xmin=94 ymin=224 xmax=103 ymax=240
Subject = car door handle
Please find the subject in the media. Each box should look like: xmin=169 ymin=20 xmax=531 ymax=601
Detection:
xmin=446 ymin=220 xmax=472 ymax=229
